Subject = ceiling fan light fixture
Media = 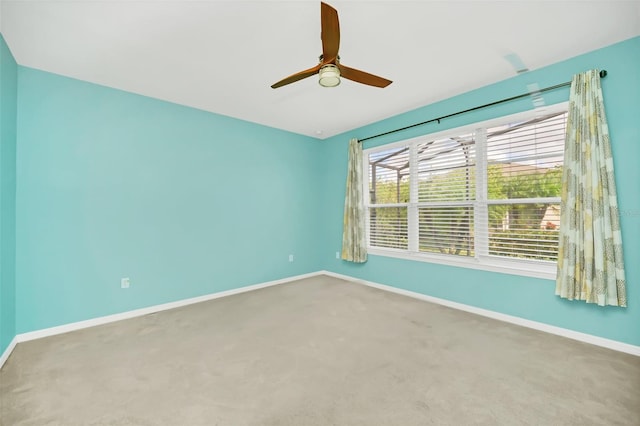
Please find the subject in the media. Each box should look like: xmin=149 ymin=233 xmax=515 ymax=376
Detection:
xmin=270 ymin=2 xmax=391 ymax=89
xmin=319 ymin=64 xmax=341 ymax=87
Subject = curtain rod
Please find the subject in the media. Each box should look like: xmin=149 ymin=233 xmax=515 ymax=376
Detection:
xmin=359 ymin=69 xmax=608 ymax=143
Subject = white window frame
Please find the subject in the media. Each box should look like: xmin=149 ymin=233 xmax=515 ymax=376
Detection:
xmin=363 ymin=102 xmax=568 ymax=280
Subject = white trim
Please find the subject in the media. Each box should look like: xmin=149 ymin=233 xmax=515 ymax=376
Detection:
xmin=366 ymin=249 xmax=557 ymax=280
xmin=320 ymin=270 xmax=640 ymax=357
xmin=475 ymin=127 xmax=489 ymax=258
xmin=408 ymin=145 xmax=419 ymax=252
xmin=363 ymin=103 xmax=568 ymax=280
xmin=6 ymin=269 xmax=638 ymax=367
xmin=16 ymin=271 xmax=323 ymax=343
xmin=0 ymin=336 xmax=18 ymax=370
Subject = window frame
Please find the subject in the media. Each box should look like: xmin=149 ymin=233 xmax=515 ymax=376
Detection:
xmin=363 ymin=102 xmax=568 ymax=280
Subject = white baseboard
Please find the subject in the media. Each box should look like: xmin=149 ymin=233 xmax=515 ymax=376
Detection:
xmin=0 ymin=336 xmax=18 ymax=369
xmin=16 ymin=271 xmax=323 ymax=344
xmin=4 ymin=269 xmax=637 ymax=370
xmin=321 ymin=270 xmax=640 ymax=357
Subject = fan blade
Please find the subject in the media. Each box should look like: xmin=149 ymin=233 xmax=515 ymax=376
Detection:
xmin=321 ymin=2 xmax=340 ymax=63
xmin=338 ymin=64 xmax=392 ymax=88
xmin=271 ymin=64 xmax=322 ymax=89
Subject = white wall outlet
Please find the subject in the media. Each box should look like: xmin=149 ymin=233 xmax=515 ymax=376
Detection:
xmin=121 ymin=277 xmax=130 ymax=289
xmin=336 ymin=251 xmax=340 ymax=259
xmin=289 ymin=254 xmax=294 ymax=262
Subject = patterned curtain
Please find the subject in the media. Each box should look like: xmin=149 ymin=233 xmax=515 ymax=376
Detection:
xmin=555 ymin=70 xmax=626 ymax=307
xmin=341 ymin=138 xmax=367 ymax=263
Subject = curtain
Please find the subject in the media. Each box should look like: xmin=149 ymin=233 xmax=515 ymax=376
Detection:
xmin=341 ymin=138 xmax=367 ymax=263
xmin=555 ymin=70 xmax=626 ymax=307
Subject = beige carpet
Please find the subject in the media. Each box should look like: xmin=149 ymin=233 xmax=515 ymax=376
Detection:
xmin=1 ymin=275 xmax=639 ymax=426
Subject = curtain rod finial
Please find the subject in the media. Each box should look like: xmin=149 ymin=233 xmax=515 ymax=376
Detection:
xmin=600 ymin=70 xmax=607 ymax=78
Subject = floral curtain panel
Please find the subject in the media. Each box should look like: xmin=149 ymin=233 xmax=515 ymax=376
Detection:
xmin=555 ymin=69 xmax=626 ymax=307
xmin=341 ymin=138 xmax=367 ymax=263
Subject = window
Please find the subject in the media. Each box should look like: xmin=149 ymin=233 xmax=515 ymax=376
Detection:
xmin=364 ymin=105 xmax=567 ymax=279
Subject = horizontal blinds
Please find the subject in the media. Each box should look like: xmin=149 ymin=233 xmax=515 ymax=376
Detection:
xmin=419 ymin=206 xmax=474 ymax=256
xmin=486 ymin=112 xmax=565 ymax=201
xmin=368 ymin=147 xmax=410 ymax=249
xmin=482 ymin=111 xmax=566 ymax=262
xmin=365 ymin=109 xmax=566 ymax=263
xmin=414 ymin=134 xmax=475 ymax=256
xmin=369 ymin=207 xmax=408 ymax=249
xmin=369 ymin=146 xmax=410 ymax=204
xmin=416 ymin=134 xmax=476 ymax=202
xmin=487 ymin=204 xmax=560 ymax=261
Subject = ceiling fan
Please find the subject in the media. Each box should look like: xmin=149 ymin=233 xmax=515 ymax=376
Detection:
xmin=271 ymin=2 xmax=392 ymax=89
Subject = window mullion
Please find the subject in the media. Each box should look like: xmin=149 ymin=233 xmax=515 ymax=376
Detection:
xmin=408 ymin=143 xmax=419 ymax=252
xmin=475 ymin=128 xmax=489 ymax=258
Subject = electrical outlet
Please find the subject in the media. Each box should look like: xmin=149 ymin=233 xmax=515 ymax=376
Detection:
xmin=289 ymin=254 xmax=294 ymax=262
xmin=336 ymin=251 xmax=340 ymax=259
xmin=121 ymin=277 xmax=130 ymax=289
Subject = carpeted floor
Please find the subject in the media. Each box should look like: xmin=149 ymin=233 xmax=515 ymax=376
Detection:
xmin=1 ymin=275 xmax=639 ymax=426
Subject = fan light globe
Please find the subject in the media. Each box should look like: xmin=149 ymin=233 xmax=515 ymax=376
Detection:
xmin=319 ymin=64 xmax=341 ymax=87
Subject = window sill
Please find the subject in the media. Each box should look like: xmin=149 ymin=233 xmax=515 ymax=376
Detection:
xmin=367 ymin=248 xmax=557 ymax=280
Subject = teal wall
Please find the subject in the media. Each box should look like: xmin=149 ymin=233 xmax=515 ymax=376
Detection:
xmin=15 ymin=68 xmax=322 ymax=333
xmin=5 ymin=35 xmax=640 ymax=348
xmin=0 ymin=34 xmax=18 ymax=355
xmin=321 ymin=37 xmax=640 ymax=346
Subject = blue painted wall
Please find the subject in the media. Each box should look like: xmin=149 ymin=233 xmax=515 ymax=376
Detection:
xmin=7 ymin=36 xmax=640 ymax=348
xmin=0 ymin=34 xmax=18 ymax=355
xmin=321 ymin=37 xmax=640 ymax=346
xmin=16 ymin=68 xmax=323 ymax=333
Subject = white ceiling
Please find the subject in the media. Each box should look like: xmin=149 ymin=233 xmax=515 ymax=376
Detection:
xmin=2 ymin=1 xmax=639 ymax=139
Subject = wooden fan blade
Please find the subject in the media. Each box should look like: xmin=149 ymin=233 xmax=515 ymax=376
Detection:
xmin=271 ymin=64 xmax=322 ymax=89
xmin=321 ymin=2 xmax=340 ymax=63
xmin=338 ymin=64 xmax=392 ymax=88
